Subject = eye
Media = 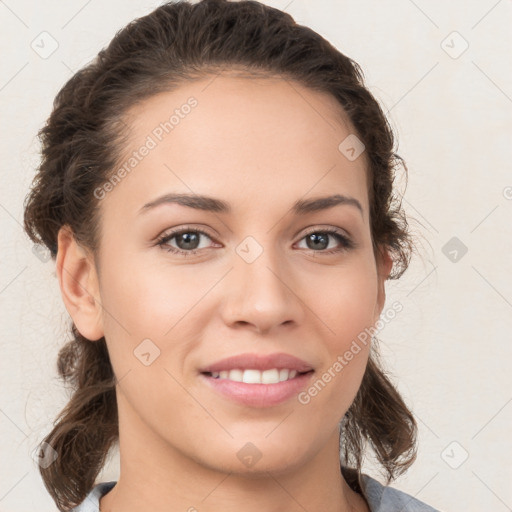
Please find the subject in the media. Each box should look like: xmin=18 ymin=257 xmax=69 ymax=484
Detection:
xmin=155 ymin=227 xmax=218 ymax=256
xmin=296 ymin=227 xmax=355 ymax=254
xmin=155 ymin=226 xmax=355 ymax=257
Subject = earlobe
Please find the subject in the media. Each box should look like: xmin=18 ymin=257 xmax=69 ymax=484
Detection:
xmin=56 ymin=225 xmax=104 ymax=341
xmin=374 ymin=246 xmax=394 ymax=319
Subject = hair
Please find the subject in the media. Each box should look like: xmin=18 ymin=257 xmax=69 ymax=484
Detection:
xmin=23 ymin=0 xmax=417 ymax=510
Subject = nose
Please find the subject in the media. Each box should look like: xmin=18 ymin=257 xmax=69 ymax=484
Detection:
xmin=220 ymin=244 xmax=305 ymax=334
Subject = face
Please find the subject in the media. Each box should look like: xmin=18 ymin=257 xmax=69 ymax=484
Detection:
xmin=76 ymin=74 xmax=391 ymax=475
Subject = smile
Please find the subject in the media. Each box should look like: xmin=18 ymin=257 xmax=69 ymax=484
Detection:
xmin=204 ymin=368 xmax=309 ymax=384
xmin=200 ymin=370 xmax=315 ymax=407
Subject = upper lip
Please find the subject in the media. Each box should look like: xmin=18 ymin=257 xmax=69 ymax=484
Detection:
xmin=200 ymin=352 xmax=314 ymax=373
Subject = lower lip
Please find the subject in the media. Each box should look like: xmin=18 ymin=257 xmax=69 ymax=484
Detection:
xmin=199 ymin=371 xmax=314 ymax=407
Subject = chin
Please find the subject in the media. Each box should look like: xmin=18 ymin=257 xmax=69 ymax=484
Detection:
xmin=190 ymin=434 xmax=317 ymax=477
xmin=208 ymin=453 xmax=307 ymax=478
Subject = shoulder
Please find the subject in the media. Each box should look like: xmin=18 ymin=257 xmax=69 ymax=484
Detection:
xmin=69 ymin=481 xmax=117 ymax=512
xmin=360 ymin=473 xmax=441 ymax=512
xmin=69 ymin=476 xmax=442 ymax=512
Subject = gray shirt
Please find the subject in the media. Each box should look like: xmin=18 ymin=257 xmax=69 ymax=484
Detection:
xmin=70 ymin=474 xmax=441 ymax=511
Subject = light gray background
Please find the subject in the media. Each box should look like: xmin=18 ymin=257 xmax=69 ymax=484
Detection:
xmin=1 ymin=1 xmax=511 ymax=511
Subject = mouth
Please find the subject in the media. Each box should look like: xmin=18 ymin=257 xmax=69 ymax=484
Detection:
xmin=198 ymin=352 xmax=315 ymax=407
xmin=199 ymin=367 xmax=315 ymax=408
xmin=201 ymin=368 xmax=314 ymax=384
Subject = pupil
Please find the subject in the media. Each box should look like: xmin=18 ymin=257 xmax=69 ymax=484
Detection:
xmin=179 ymin=232 xmax=199 ymax=250
xmin=308 ymin=233 xmax=328 ymax=250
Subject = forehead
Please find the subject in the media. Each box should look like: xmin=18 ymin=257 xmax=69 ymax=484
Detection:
xmin=105 ymin=73 xmax=370 ymax=221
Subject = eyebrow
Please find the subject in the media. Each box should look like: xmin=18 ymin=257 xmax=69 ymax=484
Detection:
xmin=139 ymin=193 xmax=364 ymax=217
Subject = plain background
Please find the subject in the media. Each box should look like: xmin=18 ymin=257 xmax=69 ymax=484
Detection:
xmin=1 ymin=0 xmax=511 ymax=510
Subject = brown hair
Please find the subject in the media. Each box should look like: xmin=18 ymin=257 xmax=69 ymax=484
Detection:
xmin=23 ymin=0 xmax=417 ymax=509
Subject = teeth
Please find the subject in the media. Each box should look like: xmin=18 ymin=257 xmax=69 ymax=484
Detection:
xmin=261 ymin=369 xmax=279 ymax=384
xmin=227 ymin=369 xmax=243 ymax=382
xmin=209 ymin=368 xmax=303 ymax=383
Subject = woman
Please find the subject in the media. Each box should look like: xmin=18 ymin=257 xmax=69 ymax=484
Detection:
xmin=23 ymin=0 xmax=442 ymax=510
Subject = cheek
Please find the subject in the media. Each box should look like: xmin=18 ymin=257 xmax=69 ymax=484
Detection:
xmin=96 ymin=259 xmax=198 ymax=419
xmin=303 ymin=260 xmax=376 ymax=397
xmin=298 ymin=275 xmax=374 ymax=421
xmin=311 ymin=261 xmax=378 ymax=344
xmin=97 ymin=252 xmax=220 ymax=387
xmin=99 ymin=254 xmax=202 ymax=336
xmin=99 ymin=244 xmax=378 ymax=363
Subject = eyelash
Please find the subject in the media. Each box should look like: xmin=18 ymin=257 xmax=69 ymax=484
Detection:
xmin=155 ymin=226 xmax=355 ymax=257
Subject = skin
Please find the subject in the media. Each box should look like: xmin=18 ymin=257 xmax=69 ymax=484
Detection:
xmin=57 ymin=73 xmax=393 ymax=512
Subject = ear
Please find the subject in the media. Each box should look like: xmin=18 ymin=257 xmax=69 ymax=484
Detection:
xmin=56 ymin=225 xmax=104 ymax=341
xmin=373 ymin=245 xmax=394 ymax=321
